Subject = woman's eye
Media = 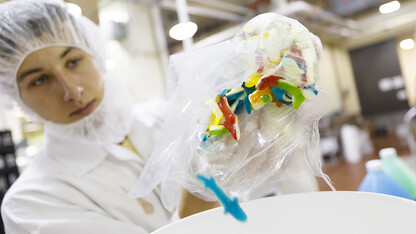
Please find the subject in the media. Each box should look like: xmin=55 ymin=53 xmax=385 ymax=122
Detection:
xmin=30 ymin=75 xmax=48 ymax=87
xmin=67 ymin=57 xmax=82 ymax=68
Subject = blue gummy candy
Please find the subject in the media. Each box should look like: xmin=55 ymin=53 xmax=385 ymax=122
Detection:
xmin=272 ymin=87 xmax=292 ymax=105
xmin=234 ymin=100 xmax=244 ymax=115
xmin=218 ymin=89 xmax=227 ymax=97
xmin=197 ymin=174 xmax=248 ymax=222
xmin=243 ymin=97 xmax=251 ymax=114
xmin=272 ymin=87 xmax=286 ymax=100
xmin=227 ymin=97 xmax=236 ymax=107
xmin=306 ymin=84 xmax=318 ymax=95
xmin=242 ymin=82 xmax=256 ymax=114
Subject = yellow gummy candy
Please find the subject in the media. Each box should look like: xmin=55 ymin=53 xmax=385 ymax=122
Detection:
xmin=215 ymin=95 xmax=220 ymax=103
xmin=208 ymin=113 xmax=215 ymax=127
xmin=212 ymin=103 xmax=223 ymax=126
xmin=246 ymin=72 xmax=263 ymax=88
xmin=214 ymin=117 xmax=222 ymax=126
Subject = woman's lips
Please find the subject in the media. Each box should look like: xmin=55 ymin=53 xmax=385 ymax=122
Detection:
xmin=70 ymin=100 xmax=96 ymax=117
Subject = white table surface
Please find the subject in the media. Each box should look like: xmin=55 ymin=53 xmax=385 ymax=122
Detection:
xmin=153 ymin=191 xmax=416 ymax=234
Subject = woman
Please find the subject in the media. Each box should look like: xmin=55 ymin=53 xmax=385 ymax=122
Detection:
xmin=0 ymin=0 xmax=216 ymax=233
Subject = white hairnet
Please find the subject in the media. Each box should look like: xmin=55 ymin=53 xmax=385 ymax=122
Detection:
xmin=0 ymin=0 xmax=133 ymax=144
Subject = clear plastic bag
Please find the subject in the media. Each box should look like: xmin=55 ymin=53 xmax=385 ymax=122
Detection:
xmin=130 ymin=13 xmax=334 ymax=211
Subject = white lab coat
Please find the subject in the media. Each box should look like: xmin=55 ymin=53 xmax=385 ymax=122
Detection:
xmin=1 ymin=103 xmax=172 ymax=234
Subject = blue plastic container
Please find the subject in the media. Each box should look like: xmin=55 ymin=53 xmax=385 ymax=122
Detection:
xmin=358 ymin=159 xmax=413 ymax=199
xmin=379 ymin=147 xmax=416 ymax=199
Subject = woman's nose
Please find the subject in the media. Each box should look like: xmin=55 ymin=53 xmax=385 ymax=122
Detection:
xmin=57 ymin=74 xmax=83 ymax=102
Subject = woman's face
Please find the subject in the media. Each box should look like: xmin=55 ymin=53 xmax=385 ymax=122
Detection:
xmin=16 ymin=46 xmax=104 ymax=124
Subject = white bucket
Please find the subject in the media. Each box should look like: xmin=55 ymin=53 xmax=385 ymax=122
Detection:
xmin=152 ymin=191 xmax=416 ymax=234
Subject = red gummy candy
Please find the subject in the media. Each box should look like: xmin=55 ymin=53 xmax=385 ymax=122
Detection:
xmin=256 ymin=75 xmax=280 ymax=90
xmin=217 ymin=96 xmax=240 ymax=140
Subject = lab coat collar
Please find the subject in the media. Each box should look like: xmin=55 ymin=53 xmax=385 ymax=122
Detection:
xmin=44 ymin=133 xmax=107 ymax=177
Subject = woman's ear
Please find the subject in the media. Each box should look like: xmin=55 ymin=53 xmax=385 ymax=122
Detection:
xmin=309 ymin=33 xmax=323 ymax=61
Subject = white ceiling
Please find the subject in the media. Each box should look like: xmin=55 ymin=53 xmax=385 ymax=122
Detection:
xmin=132 ymin=0 xmax=416 ymax=51
xmin=276 ymin=0 xmax=416 ymax=49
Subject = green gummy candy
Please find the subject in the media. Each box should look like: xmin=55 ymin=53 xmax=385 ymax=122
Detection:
xmin=276 ymin=80 xmax=301 ymax=96
xmin=261 ymin=94 xmax=270 ymax=103
xmin=276 ymin=80 xmax=306 ymax=109
xmin=293 ymin=94 xmax=305 ymax=109
xmin=209 ymin=126 xmax=229 ymax=137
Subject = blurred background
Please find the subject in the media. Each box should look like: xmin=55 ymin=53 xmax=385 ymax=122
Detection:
xmin=2 ymin=0 xmax=416 ymax=203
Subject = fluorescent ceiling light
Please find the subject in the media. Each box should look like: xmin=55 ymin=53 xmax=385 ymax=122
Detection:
xmin=400 ymin=38 xmax=414 ymax=50
xmin=379 ymin=1 xmax=401 ymax=14
xmin=169 ymin=22 xmax=198 ymax=41
xmin=67 ymin=3 xmax=82 ymax=16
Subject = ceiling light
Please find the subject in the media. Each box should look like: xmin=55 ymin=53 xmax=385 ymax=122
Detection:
xmin=400 ymin=38 xmax=414 ymax=50
xmin=67 ymin=3 xmax=82 ymax=16
xmin=379 ymin=1 xmax=400 ymax=14
xmin=169 ymin=22 xmax=198 ymax=41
